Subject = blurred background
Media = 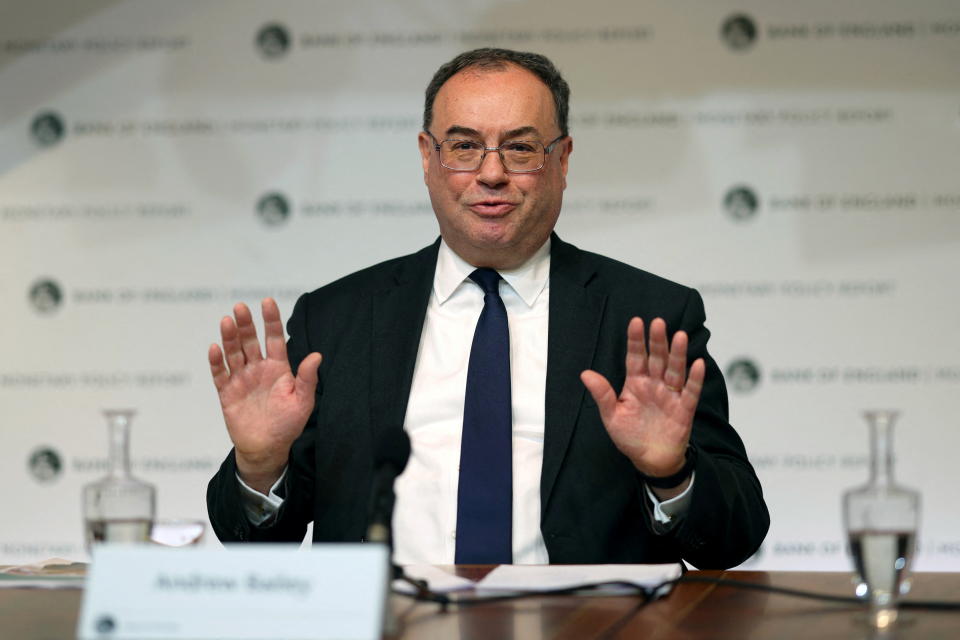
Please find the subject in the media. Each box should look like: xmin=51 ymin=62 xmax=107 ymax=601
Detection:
xmin=1 ymin=0 xmax=958 ymax=570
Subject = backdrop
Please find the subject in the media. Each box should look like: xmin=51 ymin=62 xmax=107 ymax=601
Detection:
xmin=2 ymin=0 xmax=958 ymax=571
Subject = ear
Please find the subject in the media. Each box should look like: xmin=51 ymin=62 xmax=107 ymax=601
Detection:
xmin=559 ymin=136 xmax=572 ymax=189
xmin=418 ymin=132 xmax=433 ymax=182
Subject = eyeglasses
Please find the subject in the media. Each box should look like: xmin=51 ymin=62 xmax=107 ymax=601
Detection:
xmin=426 ymin=131 xmax=566 ymax=173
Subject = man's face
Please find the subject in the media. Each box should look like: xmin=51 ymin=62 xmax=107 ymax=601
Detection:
xmin=419 ymin=64 xmax=571 ymax=269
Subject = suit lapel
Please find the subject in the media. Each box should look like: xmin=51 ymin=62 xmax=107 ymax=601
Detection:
xmin=370 ymin=240 xmax=439 ymax=438
xmin=541 ymin=236 xmax=607 ymax=513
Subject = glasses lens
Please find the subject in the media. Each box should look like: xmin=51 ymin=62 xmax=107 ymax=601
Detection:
xmin=440 ymin=140 xmax=483 ymax=170
xmin=501 ymin=141 xmax=544 ymax=172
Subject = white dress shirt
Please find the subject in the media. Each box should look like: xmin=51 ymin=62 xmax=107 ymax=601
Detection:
xmin=239 ymin=238 xmax=693 ymax=563
xmin=394 ymin=238 xmax=553 ymax=564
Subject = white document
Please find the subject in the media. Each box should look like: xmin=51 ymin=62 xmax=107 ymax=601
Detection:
xmin=476 ymin=563 xmax=683 ymax=596
xmin=77 ymin=544 xmax=389 ymax=640
xmin=392 ymin=564 xmax=476 ymax=594
xmin=0 ymin=558 xmax=86 ymax=589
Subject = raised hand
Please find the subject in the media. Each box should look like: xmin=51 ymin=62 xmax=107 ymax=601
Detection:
xmin=580 ymin=317 xmax=705 ymax=490
xmin=208 ymin=298 xmax=322 ymax=493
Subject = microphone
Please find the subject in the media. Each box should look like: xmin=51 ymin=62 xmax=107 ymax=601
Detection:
xmin=366 ymin=429 xmax=411 ymax=546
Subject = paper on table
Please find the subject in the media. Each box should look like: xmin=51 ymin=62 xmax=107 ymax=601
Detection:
xmin=475 ymin=563 xmax=682 ymax=596
xmin=0 ymin=558 xmax=87 ymax=589
xmin=392 ymin=565 xmax=476 ymax=594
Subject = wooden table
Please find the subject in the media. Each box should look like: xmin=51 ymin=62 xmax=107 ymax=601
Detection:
xmin=3 ymin=570 xmax=958 ymax=639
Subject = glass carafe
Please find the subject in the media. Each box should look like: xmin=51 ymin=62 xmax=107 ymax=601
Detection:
xmin=82 ymin=410 xmax=156 ymax=550
xmin=843 ymin=410 xmax=921 ymax=629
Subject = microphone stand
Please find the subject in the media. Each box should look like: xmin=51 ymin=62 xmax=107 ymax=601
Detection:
xmin=366 ymin=429 xmax=411 ymax=635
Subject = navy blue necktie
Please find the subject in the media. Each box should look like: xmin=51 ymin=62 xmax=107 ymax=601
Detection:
xmin=455 ymin=268 xmax=513 ymax=564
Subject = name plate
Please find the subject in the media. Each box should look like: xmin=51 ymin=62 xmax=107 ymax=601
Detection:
xmin=78 ymin=544 xmax=389 ymax=640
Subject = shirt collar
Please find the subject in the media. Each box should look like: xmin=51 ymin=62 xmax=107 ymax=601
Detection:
xmin=434 ymin=237 xmax=551 ymax=308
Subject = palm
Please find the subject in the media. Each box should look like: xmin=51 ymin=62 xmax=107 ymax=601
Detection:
xmin=219 ymin=357 xmax=311 ymax=458
xmin=581 ymin=317 xmax=704 ymax=478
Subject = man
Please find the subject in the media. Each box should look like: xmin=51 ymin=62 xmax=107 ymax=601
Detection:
xmin=207 ymin=48 xmax=768 ymax=568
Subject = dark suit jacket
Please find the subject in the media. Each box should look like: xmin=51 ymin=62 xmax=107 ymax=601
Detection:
xmin=208 ymin=235 xmax=769 ymax=568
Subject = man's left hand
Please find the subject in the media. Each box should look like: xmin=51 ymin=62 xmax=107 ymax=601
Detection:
xmin=580 ymin=317 xmax=704 ymax=495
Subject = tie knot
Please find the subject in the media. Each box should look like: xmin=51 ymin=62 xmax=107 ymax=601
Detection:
xmin=469 ymin=268 xmax=502 ymax=296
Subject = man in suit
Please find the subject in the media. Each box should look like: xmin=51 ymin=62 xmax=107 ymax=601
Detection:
xmin=207 ymin=48 xmax=768 ymax=568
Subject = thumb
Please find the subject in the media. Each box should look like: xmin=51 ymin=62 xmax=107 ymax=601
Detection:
xmin=580 ymin=370 xmax=618 ymax=426
xmin=294 ymin=352 xmax=322 ymax=401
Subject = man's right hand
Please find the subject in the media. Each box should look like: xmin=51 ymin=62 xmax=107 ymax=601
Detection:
xmin=208 ymin=298 xmax=322 ymax=495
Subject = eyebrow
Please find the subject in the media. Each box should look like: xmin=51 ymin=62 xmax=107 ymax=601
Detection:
xmin=444 ymin=125 xmax=543 ymax=140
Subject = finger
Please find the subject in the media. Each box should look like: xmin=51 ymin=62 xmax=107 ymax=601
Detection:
xmin=294 ymin=352 xmax=323 ymax=402
xmin=220 ymin=314 xmax=246 ymax=373
xmin=234 ymin=302 xmax=264 ymax=364
xmin=647 ymin=318 xmax=669 ymax=380
xmin=580 ymin=370 xmax=618 ymax=426
xmin=208 ymin=343 xmax=230 ymax=393
xmin=663 ymin=330 xmax=689 ymax=391
xmin=680 ymin=358 xmax=706 ymax=413
xmin=625 ymin=317 xmax=648 ymax=378
xmin=262 ymin=298 xmax=288 ymax=362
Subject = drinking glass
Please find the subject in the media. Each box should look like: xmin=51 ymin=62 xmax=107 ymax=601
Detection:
xmin=150 ymin=519 xmax=206 ymax=547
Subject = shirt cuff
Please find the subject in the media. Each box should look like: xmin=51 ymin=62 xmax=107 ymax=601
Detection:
xmin=236 ymin=469 xmax=287 ymax=526
xmin=644 ymin=471 xmax=695 ymax=529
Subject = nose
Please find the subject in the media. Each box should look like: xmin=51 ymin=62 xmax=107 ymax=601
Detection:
xmin=475 ymin=148 xmax=509 ymax=188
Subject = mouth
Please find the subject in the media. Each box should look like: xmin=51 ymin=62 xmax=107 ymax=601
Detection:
xmin=466 ymin=200 xmax=518 ymax=217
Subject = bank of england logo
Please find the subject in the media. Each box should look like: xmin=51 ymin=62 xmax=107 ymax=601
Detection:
xmin=256 ymin=191 xmax=291 ymax=226
xmin=28 ymin=278 xmax=64 ymax=314
xmin=721 ymin=14 xmax=758 ymax=52
xmin=255 ymin=23 xmax=291 ymax=59
xmin=94 ymin=614 xmax=116 ymax=634
xmin=30 ymin=111 xmax=66 ymax=147
xmin=723 ymin=185 xmax=760 ymax=222
xmin=28 ymin=446 xmax=63 ymax=483
xmin=726 ymin=358 xmax=761 ymax=394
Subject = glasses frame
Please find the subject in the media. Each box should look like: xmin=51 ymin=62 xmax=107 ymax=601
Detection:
xmin=426 ymin=131 xmax=567 ymax=174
